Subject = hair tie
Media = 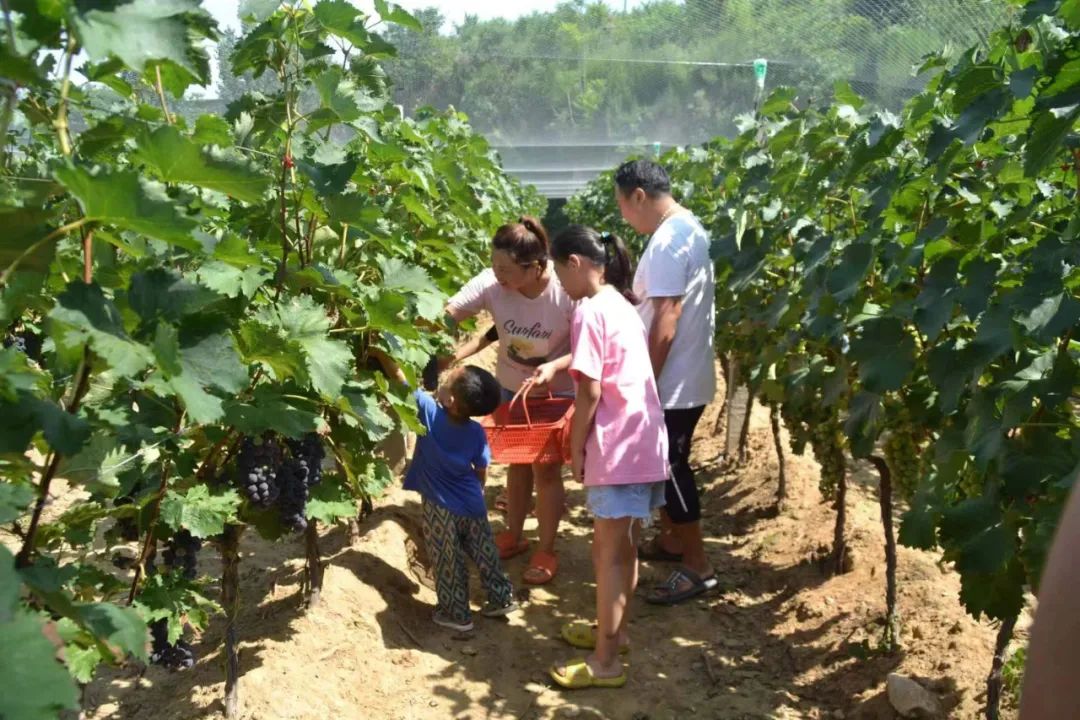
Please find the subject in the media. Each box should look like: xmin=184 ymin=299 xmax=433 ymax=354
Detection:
xmin=599 ymin=231 xmax=614 ymax=263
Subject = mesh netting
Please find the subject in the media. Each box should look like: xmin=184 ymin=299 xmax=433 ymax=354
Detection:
xmin=382 ymin=0 xmax=1016 ymax=196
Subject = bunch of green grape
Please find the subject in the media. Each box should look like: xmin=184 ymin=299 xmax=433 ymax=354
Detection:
xmin=780 ymin=401 xmax=811 ymax=455
xmin=885 ymin=418 xmax=920 ymax=498
xmin=809 ymin=416 xmax=846 ymax=501
xmin=957 ymin=462 xmax=983 ymax=497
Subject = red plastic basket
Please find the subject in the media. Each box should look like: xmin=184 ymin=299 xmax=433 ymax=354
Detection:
xmin=481 ymin=385 xmax=574 ymax=465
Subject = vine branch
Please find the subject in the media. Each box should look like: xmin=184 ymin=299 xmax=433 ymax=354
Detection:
xmin=154 ymin=65 xmax=175 ymax=125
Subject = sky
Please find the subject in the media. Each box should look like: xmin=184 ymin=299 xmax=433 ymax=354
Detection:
xmin=203 ymin=0 xmax=647 ymax=32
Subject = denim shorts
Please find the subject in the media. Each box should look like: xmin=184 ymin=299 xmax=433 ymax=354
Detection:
xmin=586 ymin=481 xmax=667 ymax=522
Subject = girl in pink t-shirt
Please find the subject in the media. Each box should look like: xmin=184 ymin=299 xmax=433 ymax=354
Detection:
xmin=533 ymin=225 xmax=669 ymax=690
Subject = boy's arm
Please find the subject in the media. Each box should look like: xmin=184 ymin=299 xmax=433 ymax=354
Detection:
xmin=474 ymin=466 xmax=488 ymax=487
xmin=570 ymin=378 xmax=601 ymax=484
xmin=365 ymin=347 xmax=407 ymax=385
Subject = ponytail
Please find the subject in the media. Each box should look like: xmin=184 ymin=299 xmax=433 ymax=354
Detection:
xmin=493 ymin=215 xmax=549 ymax=266
xmin=551 ymin=225 xmax=638 ymax=304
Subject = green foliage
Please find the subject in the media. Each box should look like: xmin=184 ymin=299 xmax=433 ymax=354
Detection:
xmin=376 ymin=1 xmax=1013 ymax=144
xmin=0 ymin=0 xmax=540 ymax=705
xmin=568 ymin=0 xmax=1080 ymax=628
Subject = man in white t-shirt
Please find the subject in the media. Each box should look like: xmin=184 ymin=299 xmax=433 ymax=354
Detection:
xmin=615 ymin=159 xmax=718 ymax=605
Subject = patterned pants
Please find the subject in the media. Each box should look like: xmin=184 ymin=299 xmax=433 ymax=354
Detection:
xmin=422 ymin=499 xmax=514 ymax=624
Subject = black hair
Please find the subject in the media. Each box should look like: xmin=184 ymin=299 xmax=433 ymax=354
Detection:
xmin=614 ymin=159 xmax=671 ymax=198
xmin=453 ymin=365 xmax=503 ymax=417
xmin=492 ymin=215 xmax=549 ymax=266
xmin=550 ymin=225 xmax=637 ymax=304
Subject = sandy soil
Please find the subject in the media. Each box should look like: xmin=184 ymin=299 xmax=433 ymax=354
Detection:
xmin=80 ymin=360 xmax=1024 ymax=720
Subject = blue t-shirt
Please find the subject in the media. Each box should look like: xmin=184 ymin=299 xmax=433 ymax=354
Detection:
xmin=404 ymin=391 xmax=490 ymax=518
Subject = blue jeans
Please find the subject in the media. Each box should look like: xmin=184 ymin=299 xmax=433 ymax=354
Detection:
xmin=586 ymin=482 xmax=667 ymax=522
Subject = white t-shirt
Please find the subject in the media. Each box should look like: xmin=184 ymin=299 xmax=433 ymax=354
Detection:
xmin=633 ymin=213 xmax=717 ymax=410
xmin=447 ymin=266 xmax=576 ymax=394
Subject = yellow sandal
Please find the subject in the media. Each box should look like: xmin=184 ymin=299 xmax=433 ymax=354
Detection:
xmin=560 ymin=622 xmax=630 ymax=654
xmin=550 ymin=658 xmax=627 ymax=689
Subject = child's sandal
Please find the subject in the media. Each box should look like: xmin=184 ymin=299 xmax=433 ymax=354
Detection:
xmin=560 ymin=622 xmax=630 ymax=654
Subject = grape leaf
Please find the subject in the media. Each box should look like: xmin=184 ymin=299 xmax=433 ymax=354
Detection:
xmin=0 ymin=206 xmax=59 ymax=278
xmin=72 ymin=0 xmax=210 ymax=78
xmin=342 ymin=386 xmax=395 ymax=442
xmin=74 ymin=602 xmax=148 ymax=662
xmin=898 ymin=502 xmax=938 ymax=550
xmin=128 ymin=268 xmax=222 ymax=324
xmin=193 ymin=115 xmax=234 ymax=147
xmin=65 ymin=643 xmax=105 ymax=684
xmin=305 ymin=480 xmax=357 ymax=524
xmin=825 ymin=242 xmax=873 ymax=302
xmin=55 ymin=434 xmax=126 ymax=494
xmin=50 ymin=282 xmax=154 ymax=378
xmin=224 ymin=394 xmax=328 ymax=438
xmin=196 ymin=261 xmax=270 ymax=299
xmin=1024 ymin=105 xmax=1080 ymax=177
xmin=155 ymin=331 xmax=247 ymax=423
xmin=134 ymin=574 xmax=218 ymax=644
xmin=239 ymin=0 xmax=280 ymax=23
xmin=0 ymin=612 xmax=80 ymax=719
xmin=314 ymin=0 xmax=371 ymax=46
xmin=257 ymin=297 xmax=352 ymax=398
xmin=842 ymin=391 xmax=882 ymax=458
xmin=236 ymin=321 xmax=307 ymax=383
xmin=0 ymin=545 xmax=19 ymax=619
xmin=160 ymin=484 xmax=241 ymax=539
xmin=134 ymin=126 xmax=270 ymax=203
xmin=53 ymin=165 xmax=200 ymax=251
xmin=0 ymin=482 xmax=34 ymax=525
xmin=848 ymin=318 xmax=915 ymax=393
xmin=957 ymin=558 xmax=1026 ymax=620
xmin=374 ymin=0 xmax=423 ymax=31
xmin=379 ymin=256 xmax=444 ymax=320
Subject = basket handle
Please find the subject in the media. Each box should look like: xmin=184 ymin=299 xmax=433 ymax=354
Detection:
xmin=507 ymin=380 xmax=554 ymax=429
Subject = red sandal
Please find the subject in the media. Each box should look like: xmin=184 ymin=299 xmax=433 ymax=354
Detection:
xmin=523 ymin=550 xmax=558 ymax=585
xmin=495 ymin=530 xmax=529 ymax=560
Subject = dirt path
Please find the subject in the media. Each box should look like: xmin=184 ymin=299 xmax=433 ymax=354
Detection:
xmin=84 ymin=369 xmax=1021 ymax=720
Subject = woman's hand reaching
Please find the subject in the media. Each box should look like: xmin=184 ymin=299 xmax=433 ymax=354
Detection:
xmin=530 ymin=361 xmax=558 ymax=388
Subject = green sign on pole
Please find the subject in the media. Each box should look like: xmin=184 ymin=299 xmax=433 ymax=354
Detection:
xmin=753 ymin=58 xmax=768 ymax=90
xmin=652 ymin=141 xmax=661 ymax=157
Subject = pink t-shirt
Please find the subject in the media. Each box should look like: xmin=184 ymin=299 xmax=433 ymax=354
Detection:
xmin=447 ymin=267 xmax=575 ymax=394
xmin=569 ymin=286 xmax=669 ymax=486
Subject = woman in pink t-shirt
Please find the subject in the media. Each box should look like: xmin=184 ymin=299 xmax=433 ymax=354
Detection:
xmin=533 ymin=225 xmax=669 ymax=689
xmin=445 ymin=217 xmax=573 ymax=585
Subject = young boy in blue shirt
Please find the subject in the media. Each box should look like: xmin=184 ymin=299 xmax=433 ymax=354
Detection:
xmin=372 ymin=349 xmax=518 ymax=632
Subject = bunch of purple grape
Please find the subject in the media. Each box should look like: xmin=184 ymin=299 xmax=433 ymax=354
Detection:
xmin=286 ymin=433 xmax=325 ymax=488
xmin=162 ymin=530 xmax=201 ymax=581
xmin=236 ymin=436 xmax=281 ymax=507
xmin=277 ymin=458 xmax=310 ymax=532
xmin=278 ymin=433 xmax=326 ymax=532
xmin=149 ymin=619 xmax=195 ymax=671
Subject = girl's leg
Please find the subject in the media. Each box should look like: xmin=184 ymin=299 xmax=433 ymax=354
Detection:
xmin=617 ymin=520 xmax=641 ymax=639
xmin=533 ymin=461 xmax=565 ymax=555
xmin=591 ymin=516 xmax=633 ymax=675
xmin=504 ymin=464 xmax=533 ymax=542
